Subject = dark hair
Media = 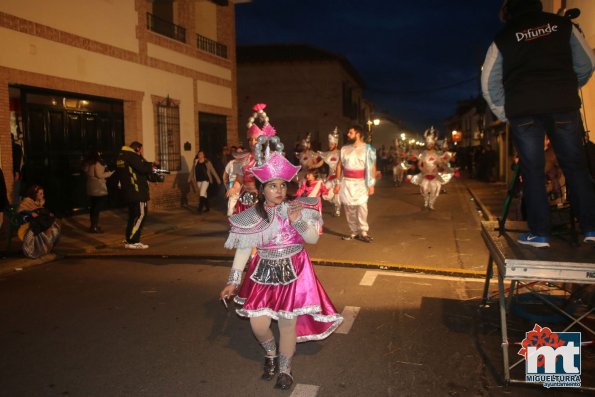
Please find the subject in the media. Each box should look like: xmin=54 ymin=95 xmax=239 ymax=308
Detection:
xmin=83 ymin=150 xmax=103 ymax=166
xmin=254 ymin=180 xmax=269 ymax=222
xmin=306 ymin=169 xmax=319 ymax=179
xmin=25 ymin=184 xmax=43 ymax=200
xmin=500 ymin=0 xmax=542 ymax=22
xmin=349 ymin=124 xmax=365 ymax=137
xmin=129 ymin=141 xmax=143 ymax=152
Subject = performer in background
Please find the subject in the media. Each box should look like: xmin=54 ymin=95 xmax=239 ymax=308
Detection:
xmin=220 ymin=125 xmax=342 ymax=391
xmin=334 ymin=124 xmax=377 ymax=243
xmin=227 ymin=104 xmax=273 ymax=214
xmin=316 ymin=127 xmax=342 ymax=216
xmin=295 ymin=133 xmax=321 ymax=183
xmin=411 ymin=127 xmax=452 ymax=210
xmin=392 ymin=139 xmax=407 ymax=187
xmin=294 ymin=169 xmax=329 ymax=234
xmin=222 ymin=147 xmax=246 ymax=217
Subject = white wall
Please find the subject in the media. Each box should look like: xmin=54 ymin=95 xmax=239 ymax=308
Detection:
xmin=0 ymin=0 xmax=139 ymax=53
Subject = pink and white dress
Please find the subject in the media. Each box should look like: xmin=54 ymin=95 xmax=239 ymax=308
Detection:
xmin=225 ymin=197 xmax=343 ymax=342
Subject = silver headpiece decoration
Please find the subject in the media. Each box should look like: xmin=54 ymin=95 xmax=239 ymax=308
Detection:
xmin=424 ymin=126 xmax=437 ymax=145
xmin=328 ymin=127 xmax=339 ymax=145
xmin=254 ymin=134 xmax=285 ymax=166
xmin=300 ymin=132 xmax=311 ymax=149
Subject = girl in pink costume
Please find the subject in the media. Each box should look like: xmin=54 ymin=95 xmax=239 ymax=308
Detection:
xmin=220 ymin=132 xmax=343 ymax=391
xmin=294 ymin=170 xmax=329 ymax=234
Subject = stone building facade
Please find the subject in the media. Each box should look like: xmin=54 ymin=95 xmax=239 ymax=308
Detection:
xmin=0 ymin=0 xmax=239 ymax=213
xmin=237 ymin=44 xmax=371 ymax=154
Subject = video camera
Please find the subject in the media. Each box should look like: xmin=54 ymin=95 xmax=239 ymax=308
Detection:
xmin=148 ymin=168 xmax=171 ymax=183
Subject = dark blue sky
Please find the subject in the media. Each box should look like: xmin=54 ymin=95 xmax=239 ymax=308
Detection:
xmin=236 ymin=0 xmax=504 ymax=134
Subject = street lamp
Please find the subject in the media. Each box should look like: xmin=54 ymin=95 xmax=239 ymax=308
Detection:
xmin=366 ymin=118 xmax=380 ymax=143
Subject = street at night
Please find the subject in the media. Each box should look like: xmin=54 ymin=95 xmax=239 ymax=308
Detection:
xmin=1 ymin=178 xmax=593 ymax=396
xmin=0 ymin=255 xmax=591 ymax=397
xmin=2 ymin=1 xmax=595 ymax=396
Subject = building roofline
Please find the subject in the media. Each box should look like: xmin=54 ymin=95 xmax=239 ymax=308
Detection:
xmin=237 ymin=43 xmax=365 ymax=88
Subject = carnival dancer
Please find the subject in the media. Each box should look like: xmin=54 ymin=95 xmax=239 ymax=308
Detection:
xmin=295 ymin=133 xmax=321 ymax=183
xmin=219 ymin=132 xmax=343 ymax=391
xmin=222 ymin=147 xmax=246 ymax=217
xmin=392 ymin=139 xmax=408 ymax=187
xmin=227 ymin=104 xmax=274 ymax=214
xmin=411 ymin=127 xmax=453 ymax=210
xmin=294 ymin=170 xmax=329 ymax=234
xmin=334 ymin=124 xmax=377 ymax=243
xmin=316 ymin=127 xmax=342 ymax=216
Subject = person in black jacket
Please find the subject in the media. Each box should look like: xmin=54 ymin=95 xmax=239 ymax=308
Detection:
xmin=481 ymin=0 xmax=595 ymax=247
xmin=116 ymin=141 xmax=156 ymax=249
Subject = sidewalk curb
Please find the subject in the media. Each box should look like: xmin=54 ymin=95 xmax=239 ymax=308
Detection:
xmin=464 ymin=183 xmax=495 ymax=221
xmin=34 ymin=252 xmax=486 ymax=279
xmin=0 ymin=224 xmax=181 ymax=277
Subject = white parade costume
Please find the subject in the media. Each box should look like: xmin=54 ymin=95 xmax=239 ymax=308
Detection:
xmin=295 ymin=133 xmax=320 ymax=182
xmin=411 ymin=127 xmax=453 ymax=210
xmin=338 ymin=140 xmax=376 ymax=240
xmin=318 ymin=128 xmax=341 ymax=216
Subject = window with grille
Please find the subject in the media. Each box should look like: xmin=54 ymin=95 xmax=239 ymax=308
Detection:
xmin=156 ymin=99 xmax=181 ymax=171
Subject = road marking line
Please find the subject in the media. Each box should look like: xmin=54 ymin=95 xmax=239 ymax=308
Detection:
xmin=359 ymin=270 xmax=487 ymax=287
xmin=335 ymin=306 xmax=360 ymax=334
xmin=359 ymin=271 xmax=378 ymax=286
xmin=290 ymin=384 xmax=320 ymax=397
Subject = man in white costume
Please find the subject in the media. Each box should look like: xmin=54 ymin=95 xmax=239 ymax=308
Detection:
xmin=316 ymin=127 xmax=341 ymax=216
xmin=334 ymin=124 xmax=377 ymax=243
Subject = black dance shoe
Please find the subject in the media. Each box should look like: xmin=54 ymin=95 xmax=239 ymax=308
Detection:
xmin=261 ymin=355 xmax=278 ymax=381
xmin=274 ymin=372 xmax=293 ymax=390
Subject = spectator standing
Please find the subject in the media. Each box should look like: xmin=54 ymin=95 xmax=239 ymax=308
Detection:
xmin=188 ymin=150 xmax=221 ymax=213
xmin=82 ymin=151 xmax=114 ymax=233
xmin=481 ymin=0 xmax=595 ymax=247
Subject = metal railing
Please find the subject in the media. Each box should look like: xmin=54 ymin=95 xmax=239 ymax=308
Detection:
xmin=147 ymin=12 xmax=186 ymax=43
xmin=197 ymin=34 xmax=228 ymax=59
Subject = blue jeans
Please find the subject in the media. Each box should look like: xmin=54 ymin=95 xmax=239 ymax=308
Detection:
xmin=509 ymin=110 xmax=595 ymax=236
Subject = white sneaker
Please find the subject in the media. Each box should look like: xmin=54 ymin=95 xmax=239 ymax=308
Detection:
xmin=125 ymin=242 xmax=149 ymax=249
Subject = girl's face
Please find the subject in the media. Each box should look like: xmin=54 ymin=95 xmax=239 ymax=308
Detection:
xmin=306 ymin=173 xmax=315 ymax=181
xmin=198 ymin=152 xmax=205 ymax=161
xmin=249 ymin=136 xmax=258 ymax=150
xmin=35 ymin=189 xmax=44 ymax=201
xmin=263 ymin=179 xmax=287 ymax=205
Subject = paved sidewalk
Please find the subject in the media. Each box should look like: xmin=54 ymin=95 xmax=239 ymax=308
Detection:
xmin=1 ymin=177 xmax=508 ymax=277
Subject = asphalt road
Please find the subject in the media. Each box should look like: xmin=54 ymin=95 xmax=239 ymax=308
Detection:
xmin=87 ymin=178 xmax=491 ymax=275
xmin=0 ymin=258 xmax=590 ymax=397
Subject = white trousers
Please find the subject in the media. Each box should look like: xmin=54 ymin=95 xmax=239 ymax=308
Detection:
xmin=227 ymin=192 xmax=240 ymax=216
xmin=196 ymin=181 xmax=210 ymax=198
xmin=420 ymin=178 xmax=441 ymax=208
xmin=323 ymin=179 xmax=341 ymax=210
xmin=344 ymin=203 xmax=369 ymax=235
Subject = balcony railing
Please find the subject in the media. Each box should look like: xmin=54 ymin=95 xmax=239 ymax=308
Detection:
xmin=197 ymin=34 xmax=228 ymax=59
xmin=147 ymin=12 xmax=186 ymax=43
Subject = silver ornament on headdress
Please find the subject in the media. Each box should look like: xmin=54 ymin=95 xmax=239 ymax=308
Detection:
xmin=424 ymin=126 xmax=437 ymax=144
xmin=328 ymin=127 xmax=339 ymax=144
xmin=254 ymin=134 xmax=285 ymax=166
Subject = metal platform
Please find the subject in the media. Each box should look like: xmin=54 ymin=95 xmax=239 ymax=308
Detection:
xmin=480 ymin=220 xmax=595 ymax=389
xmin=481 ymin=220 xmax=595 ymax=284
